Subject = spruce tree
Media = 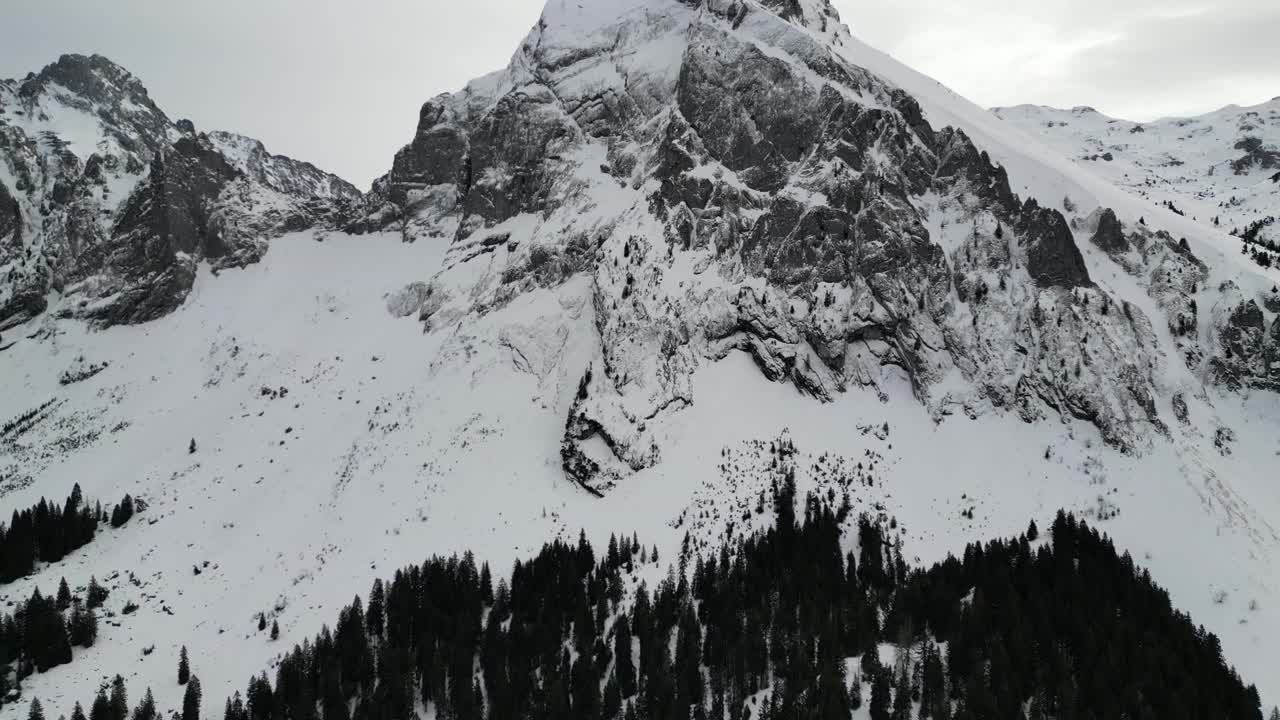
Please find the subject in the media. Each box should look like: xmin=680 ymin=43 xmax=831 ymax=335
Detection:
xmin=70 ymin=702 xmax=87 ymax=720
xmin=614 ymin=613 xmax=637 ymax=698
xmin=109 ymin=675 xmax=129 ymax=720
xmin=182 ymin=677 xmax=202 ymax=720
xmin=28 ymin=699 xmax=45 ymax=720
xmin=270 ymin=619 xmax=279 ymax=641
xmin=89 ymin=690 xmax=109 ymax=720
xmin=130 ymin=689 xmax=156 ymax=720
xmin=178 ymin=645 xmax=191 ymax=685
xmin=870 ymin=671 xmax=892 ymax=720
xmin=892 ymin=663 xmax=912 ymax=720
xmin=87 ymin=577 xmax=108 ymax=608
xmin=56 ymin=578 xmax=72 ymax=610
xmin=69 ymin=603 xmax=98 ymax=647
xmin=365 ymin=580 xmax=384 ymax=639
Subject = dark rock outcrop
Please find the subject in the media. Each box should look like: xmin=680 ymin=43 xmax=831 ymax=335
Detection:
xmin=1089 ymin=208 xmax=1129 ymax=254
xmin=1018 ymin=199 xmax=1091 ymax=288
xmin=1231 ymin=136 xmax=1280 ymax=175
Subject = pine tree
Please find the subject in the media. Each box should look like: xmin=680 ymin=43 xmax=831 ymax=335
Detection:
xmin=56 ymin=577 xmax=72 ymax=610
xmin=109 ymin=675 xmax=129 ymax=720
xmin=28 ymin=699 xmax=45 ymax=720
xmin=479 ymin=562 xmax=494 ymax=604
xmin=257 ymin=613 xmax=266 ymax=632
xmin=270 ymin=619 xmax=279 ymax=641
xmin=224 ymin=693 xmax=247 ymax=720
xmin=131 ymin=689 xmax=156 ymax=720
xmin=90 ymin=690 xmax=110 ymax=720
xmin=603 ymin=675 xmax=622 ymax=720
xmin=70 ymin=702 xmax=87 ymax=720
xmin=178 ymin=645 xmax=191 ymax=685
xmin=614 ymin=613 xmax=637 ymax=698
xmin=366 ymin=579 xmax=384 ymax=639
xmin=1026 ymin=519 xmax=1039 ymax=542
xmin=892 ymin=662 xmax=912 ymax=720
xmin=189 ymin=438 xmax=197 ymax=454
xmin=182 ymin=676 xmax=202 ymax=720
xmin=870 ymin=671 xmax=892 ymax=720
xmin=69 ymin=603 xmax=98 ymax=647
xmin=87 ymin=577 xmax=108 ymax=608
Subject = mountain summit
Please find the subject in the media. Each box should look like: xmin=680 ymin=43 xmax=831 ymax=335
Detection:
xmin=344 ymin=0 xmax=1277 ymax=489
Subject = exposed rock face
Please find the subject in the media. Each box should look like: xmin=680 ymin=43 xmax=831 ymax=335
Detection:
xmin=0 ymin=54 xmax=360 ymax=328
xmin=1018 ymin=199 xmax=1091 ymax=288
xmin=1083 ymin=208 xmax=1209 ymax=367
xmin=1089 ymin=208 xmax=1129 ymax=255
xmin=1231 ymin=136 xmax=1280 ymax=175
xmin=1211 ymin=298 xmax=1267 ymax=389
xmin=1208 ymin=291 xmax=1280 ymax=392
xmin=351 ymin=0 xmax=1167 ymax=491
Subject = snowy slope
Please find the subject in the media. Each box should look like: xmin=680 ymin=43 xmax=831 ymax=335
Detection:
xmin=2 ymin=231 xmax=1277 ymax=716
xmin=3 ymin=0 xmax=1280 ymax=716
xmin=993 ymin=101 xmax=1280 ymax=247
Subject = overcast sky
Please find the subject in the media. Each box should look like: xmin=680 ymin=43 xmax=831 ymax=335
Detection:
xmin=3 ymin=0 xmax=1277 ymax=188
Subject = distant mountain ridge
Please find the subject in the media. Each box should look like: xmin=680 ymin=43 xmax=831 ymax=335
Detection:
xmin=992 ymin=100 xmax=1280 ymax=252
xmin=0 ymin=54 xmax=359 ymax=330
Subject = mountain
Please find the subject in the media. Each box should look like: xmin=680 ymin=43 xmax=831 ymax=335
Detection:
xmin=1 ymin=1 xmax=1279 ymax=718
xmin=993 ymin=101 xmax=1280 ymax=253
xmin=0 ymin=54 xmax=359 ymax=330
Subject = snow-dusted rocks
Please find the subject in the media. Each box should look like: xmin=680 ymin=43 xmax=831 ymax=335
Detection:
xmin=355 ymin=0 xmax=1174 ymax=483
xmin=993 ymin=101 xmax=1280 ymax=248
xmin=0 ymin=54 xmax=359 ymax=329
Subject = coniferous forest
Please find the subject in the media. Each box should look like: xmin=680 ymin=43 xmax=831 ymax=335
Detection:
xmin=1 ymin=484 xmax=138 ymax=585
xmin=23 ymin=477 xmax=1264 ymax=720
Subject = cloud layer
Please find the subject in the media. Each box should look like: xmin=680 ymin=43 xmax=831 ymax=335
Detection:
xmin=844 ymin=0 xmax=1280 ymax=119
xmin=3 ymin=0 xmax=1275 ymax=187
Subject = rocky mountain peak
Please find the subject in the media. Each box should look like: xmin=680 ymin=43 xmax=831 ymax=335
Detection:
xmin=344 ymin=0 xmax=1215 ymax=493
xmin=22 ymin=54 xmax=153 ymax=108
xmin=0 ymin=55 xmax=360 ymax=330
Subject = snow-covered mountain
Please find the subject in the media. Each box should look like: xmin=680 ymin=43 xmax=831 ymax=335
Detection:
xmin=0 ymin=54 xmax=360 ymax=330
xmin=993 ymin=101 xmax=1280 ymax=251
xmin=2 ymin=1 xmax=1280 ymax=717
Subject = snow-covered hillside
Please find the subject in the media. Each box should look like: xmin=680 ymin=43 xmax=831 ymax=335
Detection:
xmin=994 ymin=101 xmax=1280 ymax=249
xmin=2 ymin=0 xmax=1279 ymax=716
xmin=3 ymin=231 xmax=1278 ymax=716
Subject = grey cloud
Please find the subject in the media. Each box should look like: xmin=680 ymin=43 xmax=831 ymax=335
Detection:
xmin=838 ymin=0 xmax=1280 ymax=119
xmin=2 ymin=0 xmax=1275 ymax=186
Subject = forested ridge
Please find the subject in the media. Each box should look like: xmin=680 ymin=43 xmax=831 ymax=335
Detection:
xmin=21 ymin=471 xmax=1265 ymax=720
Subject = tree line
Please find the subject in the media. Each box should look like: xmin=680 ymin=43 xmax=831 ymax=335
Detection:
xmin=1 ymin=574 xmax=107 ymax=703
xmin=22 ymin=477 xmax=1267 ymax=720
xmin=1 ymin=484 xmax=138 ymax=584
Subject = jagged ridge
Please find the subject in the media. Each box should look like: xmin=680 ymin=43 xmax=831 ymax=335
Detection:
xmin=0 ymin=54 xmax=361 ymax=329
